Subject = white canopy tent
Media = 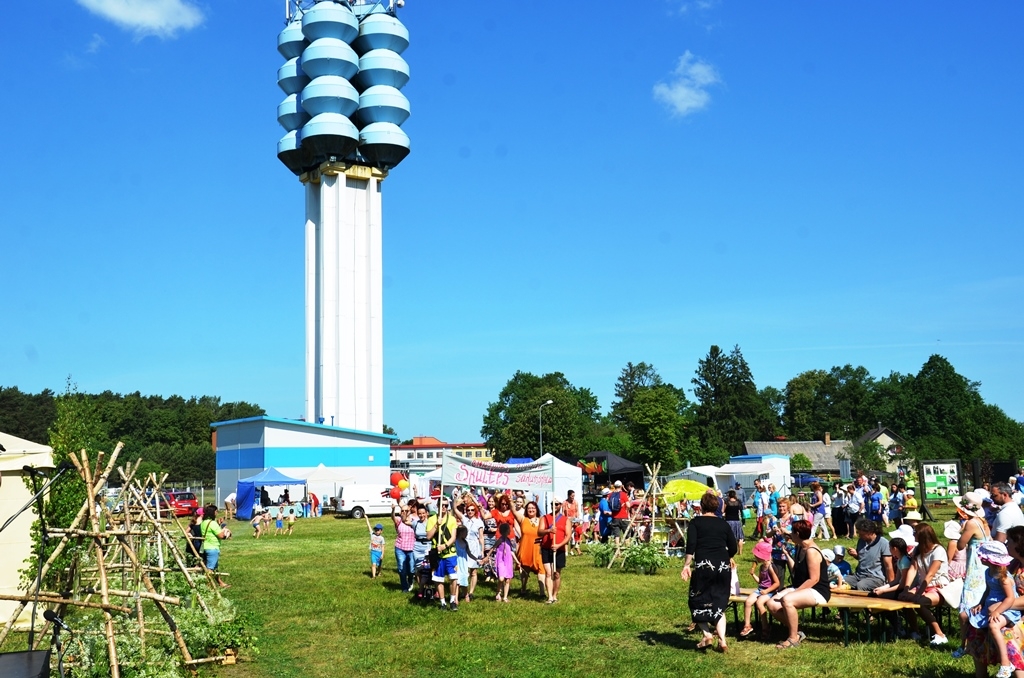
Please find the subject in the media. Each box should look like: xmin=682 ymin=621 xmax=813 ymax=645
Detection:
xmin=716 ymin=456 xmax=791 ymax=497
xmin=666 ymin=465 xmax=722 ymax=488
xmin=289 ymin=463 xmax=354 ymax=505
xmin=0 ymin=432 xmax=55 ymax=629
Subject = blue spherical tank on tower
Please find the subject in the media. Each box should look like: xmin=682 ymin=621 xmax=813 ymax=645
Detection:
xmin=278 ymin=93 xmax=310 ymax=132
xmin=354 ymin=85 xmax=410 ymax=127
xmin=278 ymin=129 xmax=312 ymax=175
xmin=300 ymin=75 xmax=360 ymax=118
xmin=352 ymin=50 xmax=409 ymax=91
xmin=277 ymin=57 xmax=310 ymax=95
xmin=277 ymin=17 xmax=307 ymax=59
xmin=352 ymin=13 xmax=409 ymax=55
xmin=300 ymin=112 xmax=360 ymax=165
xmin=301 ymin=1 xmax=358 ymax=44
xmin=358 ymin=122 xmax=410 ymax=169
xmin=300 ymin=37 xmax=359 ymax=81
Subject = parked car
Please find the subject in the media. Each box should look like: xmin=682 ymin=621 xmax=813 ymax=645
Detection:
xmin=165 ymin=491 xmax=200 ymax=518
xmin=791 ymin=472 xmax=824 ymax=488
xmin=141 ymin=491 xmax=173 ymax=515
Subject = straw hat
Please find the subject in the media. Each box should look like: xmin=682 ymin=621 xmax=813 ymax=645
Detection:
xmin=903 ymin=510 xmax=923 ymax=521
xmin=954 ymin=491 xmax=986 ymax=519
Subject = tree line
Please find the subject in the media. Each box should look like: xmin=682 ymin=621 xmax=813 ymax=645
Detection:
xmin=0 ymin=383 xmax=264 ymax=484
xmin=481 ymin=347 xmax=1024 ymax=474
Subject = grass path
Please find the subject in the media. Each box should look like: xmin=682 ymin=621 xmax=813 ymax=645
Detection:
xmin=213 ymin=512 xmax=968 ymax=678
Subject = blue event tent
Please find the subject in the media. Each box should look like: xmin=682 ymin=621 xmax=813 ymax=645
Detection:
xmin=235 ymin=467 xmax=305 ymax=520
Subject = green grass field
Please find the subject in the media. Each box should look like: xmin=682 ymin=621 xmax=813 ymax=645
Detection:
xmin=213 ymin=511 xmax=971 ymax=678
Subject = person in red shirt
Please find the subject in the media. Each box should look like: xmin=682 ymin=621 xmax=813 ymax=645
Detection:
xmin=539 ymin=499 xmax=570 ymax=603
xmin=609 ymin=480 xmax=631 ymax=545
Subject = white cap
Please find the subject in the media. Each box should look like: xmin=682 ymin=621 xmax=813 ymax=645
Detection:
xmin=822 ymin=549 xmax=835 ymax=563
xmin=614 ymin=480 xmax=623 ymax=487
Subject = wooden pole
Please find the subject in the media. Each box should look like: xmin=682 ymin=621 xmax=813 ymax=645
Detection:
xmin=77 ymin=448 xmax=121 ymax=678
xmin=0 ymin=594 xmax=132 ymax=614
xmin=112 ymin=534 xmax=194 ymax=664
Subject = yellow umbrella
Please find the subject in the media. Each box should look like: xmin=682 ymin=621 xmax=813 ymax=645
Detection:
xmin=662 ymin=479 xmax=714 ymax=504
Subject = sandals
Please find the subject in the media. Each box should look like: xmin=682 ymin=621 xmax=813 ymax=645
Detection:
xmin=696 ymin=636 xmax=714 ymax=651
xmin=776 ymin=638 xmax=801 ymax=650
xmin=686 ymin=622 xmax=698 ymax=633
xmin=716 ymin=638 xmax=728 ymax=653
xmin=739 ymin=626 xmax=755 ymax=638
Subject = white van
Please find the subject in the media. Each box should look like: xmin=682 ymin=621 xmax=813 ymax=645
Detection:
xmin=337 ymin=485 xmax=394 ymax=519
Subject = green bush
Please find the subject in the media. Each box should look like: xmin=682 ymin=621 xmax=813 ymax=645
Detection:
xmin=621 ymin=541 xmax=668 ymax=575
xmin=585 ymin=542 xmax=616 ymax=568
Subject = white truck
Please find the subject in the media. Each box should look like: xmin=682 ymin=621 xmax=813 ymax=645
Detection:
xmin=337 ymin=485 xmax=395 ymax=519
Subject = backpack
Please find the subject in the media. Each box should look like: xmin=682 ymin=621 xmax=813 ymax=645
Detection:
xmin=608 ymin=491 xmax=622 ymax=513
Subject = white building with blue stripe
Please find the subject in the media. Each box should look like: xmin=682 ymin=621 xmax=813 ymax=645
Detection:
xmin=213 ymin=416 xmax=394 ymax=504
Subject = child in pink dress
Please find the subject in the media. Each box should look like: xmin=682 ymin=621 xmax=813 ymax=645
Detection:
xmin=494 ymin=522 xmax=519 ymax=602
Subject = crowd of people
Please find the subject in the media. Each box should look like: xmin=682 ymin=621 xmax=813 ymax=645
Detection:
xmin=375 ymin=487 xmax=581 ymax=610
xmin=682 ymin=473 xmax=1024 ymax=677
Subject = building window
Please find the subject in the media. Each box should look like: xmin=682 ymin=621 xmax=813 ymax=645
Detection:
xmin=416 ymin=452 xmax=423 ymax=459
xmin=406 ymin=452 xmax=413 ymax=459
xmin=426 ymin=451 xmax=433 ymax=459
xmin=475 ymin=450 xmax=482 ymax=458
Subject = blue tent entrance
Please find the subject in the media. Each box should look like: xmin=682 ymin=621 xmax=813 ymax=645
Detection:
xmin=235 ymin=467 xmax=305 ymax=520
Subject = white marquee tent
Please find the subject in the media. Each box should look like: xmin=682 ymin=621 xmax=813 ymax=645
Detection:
xmin=0 ymin=432 xmax=55 ymax=629
xmin=289 ymin=463 xmax=354 ymax=504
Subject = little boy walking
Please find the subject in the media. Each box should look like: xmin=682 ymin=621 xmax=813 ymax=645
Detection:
xmin=368 ymin=519 xmax=385 ymax=579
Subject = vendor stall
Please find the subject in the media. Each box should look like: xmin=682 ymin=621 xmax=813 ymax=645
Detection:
xmin=234 ymin=467 xmax=306 ymax=520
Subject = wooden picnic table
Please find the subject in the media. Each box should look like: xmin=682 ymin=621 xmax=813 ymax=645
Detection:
xmin=729 ymin=588 xmax=920 ymax=645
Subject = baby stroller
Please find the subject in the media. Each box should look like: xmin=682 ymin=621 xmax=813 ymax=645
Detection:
xmin=413 ymin=554 xmax=438 ymax=604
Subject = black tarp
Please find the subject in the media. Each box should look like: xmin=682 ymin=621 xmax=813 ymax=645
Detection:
xmin=582 ymin=450 xmax=645 ymax=488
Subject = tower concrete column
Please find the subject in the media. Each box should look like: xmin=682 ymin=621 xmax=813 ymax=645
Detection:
xmin=303 ymin=162 xmax=385 ymax=433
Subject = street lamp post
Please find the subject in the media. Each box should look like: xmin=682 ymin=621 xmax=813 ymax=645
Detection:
xmin=539 ymin=399 xmax=554 ymax=457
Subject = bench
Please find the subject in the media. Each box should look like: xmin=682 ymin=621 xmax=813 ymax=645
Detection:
xmin=729 ymin=588 xmax=921 ymax=646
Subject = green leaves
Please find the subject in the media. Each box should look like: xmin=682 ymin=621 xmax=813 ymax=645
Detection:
xmin=692 ymin=345 xmax=774 ymax=456
xmin=481 ymin=371 xmax=600 ymax=462
xmin=621 ymin=541 xmax=669 ymax=575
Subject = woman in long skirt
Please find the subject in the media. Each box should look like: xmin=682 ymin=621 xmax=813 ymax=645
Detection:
xmin=681 ymin=491 xmax=738 ymax=652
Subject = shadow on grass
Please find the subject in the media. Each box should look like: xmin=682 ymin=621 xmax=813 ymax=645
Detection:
xmin=637 ymin=630 xmax=693 ymax=649
xmin=905 ymin=669 xmax=982 ymax=678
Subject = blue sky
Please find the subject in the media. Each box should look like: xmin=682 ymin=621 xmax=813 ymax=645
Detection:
xmin=2 ymin=1 xmax=1022 ymax=444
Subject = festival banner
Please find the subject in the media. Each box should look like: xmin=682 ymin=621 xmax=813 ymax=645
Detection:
xmin=441 ymin=455 xmax=555 ymax=492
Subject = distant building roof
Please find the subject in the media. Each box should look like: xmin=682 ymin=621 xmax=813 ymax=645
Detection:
xmin=743 ymin=440 xmax=851 ymax=471
xmin=391 ymin=437 xmax=485 ymax=450
xmin=854 ymin=426 xmax=905 ymax=449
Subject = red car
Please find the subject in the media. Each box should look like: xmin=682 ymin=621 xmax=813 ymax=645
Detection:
xmin=164 ymin=491 xmax=200 ymax=518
